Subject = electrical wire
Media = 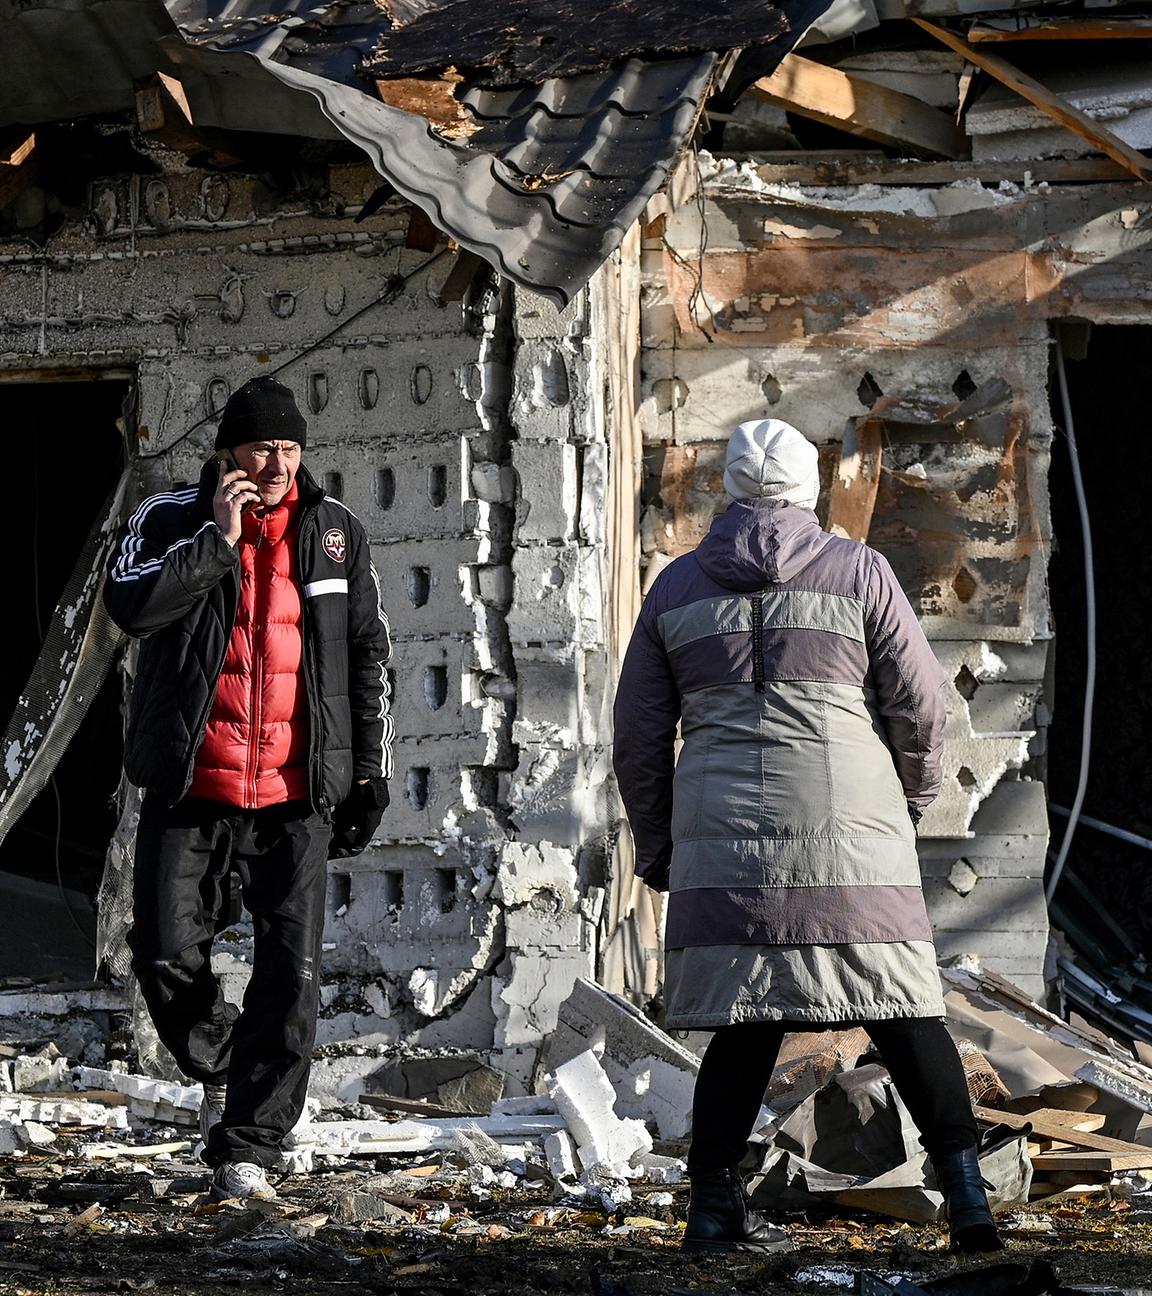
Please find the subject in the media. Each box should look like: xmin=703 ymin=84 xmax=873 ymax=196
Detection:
xmin=1045 ymin=334 xmax=1097 ymax=904
xmin=137 ymin=246 xmax=451 ymax=461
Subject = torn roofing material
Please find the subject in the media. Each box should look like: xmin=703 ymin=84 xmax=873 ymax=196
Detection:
xmin=0 ymin=0 xmax=834 ymax=304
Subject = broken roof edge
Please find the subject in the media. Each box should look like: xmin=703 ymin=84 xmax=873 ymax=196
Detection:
xmin=225 ymin=51 xmax=714 ymax=306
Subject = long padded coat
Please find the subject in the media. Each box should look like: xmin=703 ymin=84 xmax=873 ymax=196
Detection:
xmin=613 ymin=499 xmax=947 ymax=1029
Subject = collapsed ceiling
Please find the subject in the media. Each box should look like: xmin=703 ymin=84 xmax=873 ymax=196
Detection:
xmin=0 ymin=0 xmax=834 ymax=303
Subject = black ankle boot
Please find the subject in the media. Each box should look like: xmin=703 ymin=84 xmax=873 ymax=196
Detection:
xmin=932 ymin=1146 xmax=1003 ymax=1253
xmin=682 ymin=1167 xmax=792 ymax=1254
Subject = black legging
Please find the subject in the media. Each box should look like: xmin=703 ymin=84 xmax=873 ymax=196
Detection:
xmin=687 ymin=1017 xmax=978 ymax=1173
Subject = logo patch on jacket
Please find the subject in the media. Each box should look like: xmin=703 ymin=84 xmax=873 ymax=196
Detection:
xmin=322 ymin=528 xmax=346 ymax=562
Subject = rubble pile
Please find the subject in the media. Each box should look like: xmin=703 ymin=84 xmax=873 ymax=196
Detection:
xmin=2 ymin=974 xmax=1152 ymax=1291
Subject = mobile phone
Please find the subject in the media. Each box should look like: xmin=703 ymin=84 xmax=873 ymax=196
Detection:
xmin=215 ymin=448 xmax=255 ymax=510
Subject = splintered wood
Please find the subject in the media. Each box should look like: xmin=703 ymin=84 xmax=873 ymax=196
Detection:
xmin=826 ymin=416 xmax=883 ymax=544
xmin=750 ymin=54 xmax=966 ymax=160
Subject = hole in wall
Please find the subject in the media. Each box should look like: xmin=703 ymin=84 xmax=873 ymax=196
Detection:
xmin=761 ymin=374 xmax=783 ymax=405
xmin=359 ymin=369 xmax=380 ymax=409
xmin=383 ymin=870 xmax=405 ymax=914
xmin=463 ymin=766 xmax=499 ymax=808
xmin=323 ymin=471 xmax=343 ymax=500
xmin=308 ymin=371 xmax=328 ymax=413
xmin=953 ymin=567 xmax=978 ymax=604
xmin=406 ymin=767 xmax=429 ymax=810
xmin=857 ymin=372 xmax=883 ymax=409
xmin=952 ymin=369 xmax=978 ymax=402
xmin=407 ymin=567 xmax=431 ymax=607
xmin=424 ymin=665 xmax=448 ymax=711
xmin=410 ymin=364 xmax=433 ymax=405
xmin=375 ymin=467 xmax=395 ymax=510
xmin=435 ymin=868 xmax=457 ymax=914
xmin=331 ymin=872 xmax=351 ymax=913
xmin=207 ymin=377 xmax=230 ymax=417
xmin=953 ymin=665 xmax=979 ymax=701
xmin=427 ymin=464 xmax=447 ymax=508
xmin=957 ymin=766 xmax=978 ymax=790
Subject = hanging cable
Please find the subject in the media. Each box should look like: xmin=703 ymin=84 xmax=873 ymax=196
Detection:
xmin=1045 ymin=333 xmax=1097 ymax=904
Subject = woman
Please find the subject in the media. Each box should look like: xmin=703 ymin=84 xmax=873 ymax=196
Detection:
xmin=613 ymin=418 xmax=999 ymax=1255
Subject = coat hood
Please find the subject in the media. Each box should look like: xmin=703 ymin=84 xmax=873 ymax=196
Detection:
xmin=695 ymin=499 xmax=831 ymax=590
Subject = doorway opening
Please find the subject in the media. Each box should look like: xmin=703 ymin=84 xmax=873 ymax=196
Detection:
xmin=0 ymin=377 xmax=129 ymax=980
xmin=1047 ymin=325 xmax=1152 ymax=974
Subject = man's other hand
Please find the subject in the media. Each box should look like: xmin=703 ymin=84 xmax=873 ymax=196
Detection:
xmin=329 ymin=779 xmax=390 ymax=859
xmin=214 ymin=463 xmax=261 ymax=545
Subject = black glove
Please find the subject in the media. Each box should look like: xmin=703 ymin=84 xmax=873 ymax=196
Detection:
xmin=329 ymin=779 xmax=389 ymax=859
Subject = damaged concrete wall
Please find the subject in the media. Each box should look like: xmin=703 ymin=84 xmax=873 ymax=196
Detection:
xmin=634 ymin=166 xmax=1152 ymax=998
xmin=0 ymin=158 xmax=615 ymax=1096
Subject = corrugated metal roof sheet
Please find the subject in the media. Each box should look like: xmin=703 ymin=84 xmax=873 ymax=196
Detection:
xmin=0 ymin=0 xmax=830 ymax=303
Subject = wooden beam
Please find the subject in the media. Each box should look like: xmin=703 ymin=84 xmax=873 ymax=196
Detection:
xmin=404 ymin=206 xmax=441 ymax=252
xmin=913 ymin=19 xmax=1152 ymax=183
xmin=748 ymin=53 xmax=967 ymax=160
xmin=969 ymin=19 xmax=1152 ymax=43
xmin=750 ymin=156 xmax=1132 ymax=187
xmin=438 ymin=249 xmax=486 ymax=303
xmin=1031 ymin=1150 xmax=1152 ymax=1173
xmin=0 ymin=131 xmax=38 ymax=212
xmin=134 ymin=74 xmax=243 ymax=169
xmin=975 ymin=1105 xmax=1150 ymax=1156
xmin=827 ymin=415 xmax=883 ymax=543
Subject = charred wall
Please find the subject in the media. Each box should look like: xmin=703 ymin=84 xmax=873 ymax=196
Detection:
xmin=634 ymin=170 xmax=1152 ymax=997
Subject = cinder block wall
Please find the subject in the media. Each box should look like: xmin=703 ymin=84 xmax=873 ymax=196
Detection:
xmin=0 ymin=160 xmax=612 ymax=1090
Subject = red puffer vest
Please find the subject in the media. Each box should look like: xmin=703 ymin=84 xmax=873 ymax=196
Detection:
xmin=188 ymin=483 xmax=310 ymax=807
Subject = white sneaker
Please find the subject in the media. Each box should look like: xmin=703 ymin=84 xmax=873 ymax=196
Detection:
xmin=210 ymin=1161 xmax=278 ymax=1202
xmin=199 ymin=1083 xmax=227 ymax=1146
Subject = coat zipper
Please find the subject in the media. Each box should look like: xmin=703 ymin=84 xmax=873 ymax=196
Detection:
xmin=297 ymin=503 xmax=328 ymax=815
xmin=751 ymin=593 xmax=766 ymax=694
xmin=245 ymin=523 xmax=268 ymax=807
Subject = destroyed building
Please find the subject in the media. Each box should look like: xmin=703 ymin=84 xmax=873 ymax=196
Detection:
xmin=0 ymin=0 xmax=1149 ymax=1100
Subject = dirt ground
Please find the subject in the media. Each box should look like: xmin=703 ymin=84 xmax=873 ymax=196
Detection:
xmin=2 ymin=1151 xmax=1151 ymax=1296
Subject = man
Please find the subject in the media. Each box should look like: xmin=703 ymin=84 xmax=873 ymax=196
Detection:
xmin=613 ymin=419 xmax=999 ymax=1254
xmin=105 ymin=375 xmax=394 ymax=1201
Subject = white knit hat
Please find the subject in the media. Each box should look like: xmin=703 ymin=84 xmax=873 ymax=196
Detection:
xmin=723 ymin=418 xmax=820 ymax=509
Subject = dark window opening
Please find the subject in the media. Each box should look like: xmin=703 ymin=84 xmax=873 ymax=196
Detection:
xmin=0 ymin=378 xmax=128 ymax=980
xmin=1047 ymin=324 xmax=1152 ymax=964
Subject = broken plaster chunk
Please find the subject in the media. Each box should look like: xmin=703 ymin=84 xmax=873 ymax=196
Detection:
xmin=494 ymin=841 xmax=579 ymax=910
xmin=545 ymin=1051 xmax=653 ymax=1172
xmin=408 ymin=967 xmax=439 ymax=1018
xmin=634 ymin=1151 xmax=685 ymax=1185
xmin=13 ymin=1053 xmax=70 ymax=1093
xmin=948 ymin=859 xmax=980 ymax=897
xmin=544 ymin=1128 xmax=579 ymax=1181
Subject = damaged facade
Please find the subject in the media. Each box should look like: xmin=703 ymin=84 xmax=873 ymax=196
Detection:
xmin=0 ymin=0 xmax=1150 ymax=1106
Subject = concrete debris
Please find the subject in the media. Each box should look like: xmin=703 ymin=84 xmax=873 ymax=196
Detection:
xmin=0 ymin=1117 xmax=57 ymax=1154
xmin=544 ymin=1050 xmax=653 ymax=1175
xmin=540 ymin=979 xmax=699 ymax=1139
xmin=75 ymin=1066 xmax=203 ymax=1125
xmin=0 ymin=1094 xmax=128 ymax=1129
xmin=366 ymin=1054 xmax=505 ymax=1115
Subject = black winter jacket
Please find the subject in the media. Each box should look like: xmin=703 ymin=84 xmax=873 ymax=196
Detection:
xmin=104 ymin=461 xmax=394 ymax=813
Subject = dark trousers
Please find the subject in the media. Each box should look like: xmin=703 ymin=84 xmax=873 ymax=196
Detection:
xmin=687 ymin=1017 xmax=978 ymax=1174
xmin=129 ymin=795 xmax=331 ymax=1168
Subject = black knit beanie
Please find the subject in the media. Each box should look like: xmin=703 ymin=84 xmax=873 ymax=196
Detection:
xmin=215 ymin=377 xmax=307 ymax=451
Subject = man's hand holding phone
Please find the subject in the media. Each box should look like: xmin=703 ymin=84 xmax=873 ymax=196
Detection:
xmin=214 ymin=453 xmax=261 ymax=546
